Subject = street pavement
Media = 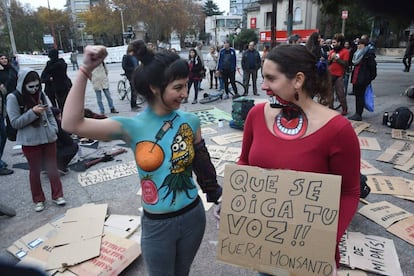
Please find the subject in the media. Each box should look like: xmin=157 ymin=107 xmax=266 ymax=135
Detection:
xmin=0 ymin=53 xmax=413 ymax=276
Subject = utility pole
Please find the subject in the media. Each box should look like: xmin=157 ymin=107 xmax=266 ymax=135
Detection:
xmin=287 ymin=0 xmax=293 ymax=38
xmin=3 ymin=0 xmax=17 ymax=55
xmin=271 ymin=0 xmax=277 ymax=48
xmin=47 ymin=0 xmax=57 ymax=49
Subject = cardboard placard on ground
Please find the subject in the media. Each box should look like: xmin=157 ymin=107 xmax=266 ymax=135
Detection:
xmin=387 ymin=215 xmax=414 ymax=246
xmin=344 ymin=232 xmax=403 ymax=276
xmin=351 ymin=121 xmax=370 ymax=135
xmin=78 ymin=161 xmax=137 ymax=186
xmin=217 ymin=164 xmax=341 ymax=276
xmin=360 ymin=159 xmax=383 ymax=175
xmin=395 ymin=178 xmax=414 ymax=201
xmin=376 ymin=149 xmax=413 ymax=166
xmin=211 ymin=132 xmax=244 ymax=145
xmin=394 ymin=157 xmax=414 ymax=175
xmin=391 ymin=129 xmax=414 ymax=141
xmin=358 ymin=137 xmax=381 ymax=151
xmin=104 ymin=215 xmax=141 ymax=238
xmin=358 ymin=201 xmax=412 ymax=228
xmin=366 ymin=175 xmax=414 ymax=196
xmin=206 ymin=145 xmax=228 ymax=159
xmin=388 ymin=140 xmax=414 ymax=152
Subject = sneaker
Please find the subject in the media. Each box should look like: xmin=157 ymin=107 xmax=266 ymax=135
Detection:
xmin=34 ymin=202 xmax=45 ymax=212
xmin=110 ymin=108 xmax=119 ymax=113
xmin=348 ymin=114 xmax=362 ymax=121
xmin=192 ymin=99 xmax=198 ymax=104
xmin=131 ymin=105 xmax=140 ymax=111
xmin=0 ymin=167 xmax=14 ymax=175
xmin=58 ymin=168 xmax=69 ymax=175
xmin=53 ymin=197 xmax=66 ymax=206
xmin=222 ymin=94 xmax=229 ymax=100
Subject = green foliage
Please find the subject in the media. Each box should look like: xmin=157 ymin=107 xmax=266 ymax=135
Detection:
xmin=234 ymin=29 xmax=258 ymax=51
xmin=203 ymin=1 xmax=224 ymax=16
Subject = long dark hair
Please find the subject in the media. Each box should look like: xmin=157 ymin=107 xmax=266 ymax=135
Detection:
xmin=130 ymin=40 xmax=189 ymax=104
xmin=266 ymin=44 xmax=332 ymax=105
xmin=22 ymin=71 xmax=43 ymax=126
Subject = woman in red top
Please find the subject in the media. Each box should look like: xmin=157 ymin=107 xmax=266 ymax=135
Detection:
xmin=238 ymin=44 xmax=360 ymax=275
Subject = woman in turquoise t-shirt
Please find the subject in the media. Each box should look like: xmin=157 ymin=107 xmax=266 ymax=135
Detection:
xmin=62 ymin=41 xmax=222 ymax=276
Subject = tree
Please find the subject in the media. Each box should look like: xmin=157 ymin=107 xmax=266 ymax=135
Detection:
xmin=203 ymin=0 xmax=223 ymax=16
xmin=234 ymin=29 xmax=258 ymax=51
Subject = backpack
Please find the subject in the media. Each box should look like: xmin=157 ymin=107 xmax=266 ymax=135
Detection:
xmin=5 ymin=91 xmax=25 ymax=141
xmin=386 ymin=107 xmax=413 ymax=130
xmin=229 ymin=97 xmax=255 ymax=130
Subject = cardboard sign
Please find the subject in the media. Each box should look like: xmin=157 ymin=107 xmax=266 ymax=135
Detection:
xmin=394 ymin=158 xmax=414 ymax=175
xmin=345 ymin=232 xmax=403 ymax=276
xmin=391 ymin=129 xmax=414 ymax=141
xmin=358 ymin=201 xmax=412 ymax=228
xmin=376 ymin=149 xmax=413 ymax=165
xmin=351 ymin=121 xmax=370 ymax=135
xmin=78 ymin=161 xmax=137 ymax=186
xmin=387 ymin=215 xmax=414 ymax=246
xmin=366 ymin=175 xmax=414 ymax=196
xmin=360 ymin=159 xmax=383 ymax=175
xmin=217 ymin=164 xmax=341 ymax=276
xmin=358 ymin=137 xmax=381 ymax=151
xmin=211 ymin=132 xmax=244 ymax=145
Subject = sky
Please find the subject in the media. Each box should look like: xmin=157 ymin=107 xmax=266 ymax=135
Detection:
xmin=20 ymin=0 xmax=229 ymax=13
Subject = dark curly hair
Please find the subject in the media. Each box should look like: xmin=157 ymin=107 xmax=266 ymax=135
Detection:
xmin=129 ymin=40 xmax=189 ymax=104
xmin=266 ymin=44 xmax=332 ymax=106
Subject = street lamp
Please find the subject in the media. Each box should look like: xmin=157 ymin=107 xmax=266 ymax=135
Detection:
xmin=112 ymin=4 xmax=126 ymax=45
xmin=2 ymin=0 xmax=17 ymax=54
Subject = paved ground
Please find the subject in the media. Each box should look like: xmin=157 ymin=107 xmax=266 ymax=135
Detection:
xmin=0 ymin=54 xmax=413 ymax=276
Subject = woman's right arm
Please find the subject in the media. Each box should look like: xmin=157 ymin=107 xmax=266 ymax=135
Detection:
xmin=62 ymin=46 xmax=123 ymax=141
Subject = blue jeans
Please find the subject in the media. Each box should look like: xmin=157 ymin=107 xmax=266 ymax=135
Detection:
xmin=141 ymin=199 xmax=206 ymax=276
xmin=95 ymin=89 xmax=115 ymax=114
xmin=0 ymin=116 xmax=7 ymax=169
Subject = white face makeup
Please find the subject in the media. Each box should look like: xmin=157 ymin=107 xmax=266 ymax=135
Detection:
xmin=25 ymin=80 xmax=40 ymax=94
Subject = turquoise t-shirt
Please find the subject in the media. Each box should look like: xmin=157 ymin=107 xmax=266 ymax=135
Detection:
xmin=112 ymin=108 xmax=200 ymax=214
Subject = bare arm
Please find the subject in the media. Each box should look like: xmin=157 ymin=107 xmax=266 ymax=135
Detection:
xmin=62 ymin=45 xmax=123 ymax=141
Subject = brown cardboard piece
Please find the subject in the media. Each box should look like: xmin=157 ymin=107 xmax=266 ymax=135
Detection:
xmin=358 ymin=201 xmax=412 ymax=228
xmin=8 ymin=204 xmax=141 ymax=275
xmin=217 ymin=164 xmax=341 ymax=276
xmin=366 ymin=175 xmax=414 ymax=196
xmin=387 ymin=215 xmax=414 ymax=246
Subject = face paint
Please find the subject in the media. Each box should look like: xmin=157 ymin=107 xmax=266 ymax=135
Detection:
xmin=25 ymin=81 xmax=40 ymax=94
xmin=272 ymin=95 xmax=308 ymax=140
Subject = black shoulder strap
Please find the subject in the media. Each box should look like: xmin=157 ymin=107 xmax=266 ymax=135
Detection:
xmin=12 ymin=91 xmax=25 ymax=114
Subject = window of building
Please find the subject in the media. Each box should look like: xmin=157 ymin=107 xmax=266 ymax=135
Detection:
xmin=294 ymin=7 xmax=301 ymax=22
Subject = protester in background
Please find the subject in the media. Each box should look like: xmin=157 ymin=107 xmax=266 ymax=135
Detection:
xmin=238 ymin=45 xmax=360 ymax=275
xmin=348 ymin=38 xmax=377 ymax=121
xmin=41 ymin=49 xmax=72 ymax=110
xmin=62 ymin=44 xmax=221 ymax=276
xmin=261 ymin=45 xmax=270 ymax=76
xmin=51 ymin=107 xmax=78 ymax=174
xmin=205 ymin=46 xmax=218 ymax=89
xmin=305 ymin=32 xmax=322 ymax=60
xmin=241 ymin=41 xmax=261 ymax=96
xmin=7 ymin=69 xmax=66 ymax=212
xmin=217 ymin=40 xmax=239 ymax=99
xmin=70 ymin=50 xmax=79 ymax=71
xmin=122 ymin=45 xmax=140 ymax=111
xmin=343 ymin=40 xmax=353 ymax=95
xmin=402 ymin=34 xmax=414 ymax=72
xmin=288 ymin=34 xmax=301 ymax=44
xmin=328 ymin=33 xmax=349 ymax=115
xmin=195 ymin=41 xmax=205 ymax=91
xmin=184 ymin=48 xmax=203 ymax=104
xmin=0 ymin=54 xmax=18 ymax=176
xmin=91 ymin=62 xmax=119 ymax=115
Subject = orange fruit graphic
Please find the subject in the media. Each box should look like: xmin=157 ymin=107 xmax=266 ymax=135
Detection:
xmin=135 ymin=141 xmax=164 ymax=172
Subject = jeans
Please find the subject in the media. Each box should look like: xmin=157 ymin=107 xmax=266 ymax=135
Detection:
xmin=141 ymin=199 xmax=206 ymax=276
xmin=0 ymin=115 xmax=7 ymax=168
xmin=243 ymin=69 xmax=258 ymax=95
xmin=22 ymin=142 xmax=64 ymax=203
xmin=187 ymin=79 xmax=200 ymax=101
xmin=221 ymin=70 xmax=238 ymax=95
xmin=95 ymin=89 xmax=115 ymax=114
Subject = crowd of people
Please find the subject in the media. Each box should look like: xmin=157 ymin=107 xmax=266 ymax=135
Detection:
xmin=1 ymin=31 xmax=410 ymax=275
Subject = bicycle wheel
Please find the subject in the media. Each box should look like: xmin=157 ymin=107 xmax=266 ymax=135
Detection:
xmin=117 ymin=80 xmax=127 ymax=100
xmin=228 ymin=80 xmax=246 ymax=97
xmin=125 ymin=85 xmax=131 ymax=101
xmin=136 ymin=92 xmax=146 ymax=105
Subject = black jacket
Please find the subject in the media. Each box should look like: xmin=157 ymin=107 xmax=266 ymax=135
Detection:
xmin=351 ymin=52 xmax=377 ymax=86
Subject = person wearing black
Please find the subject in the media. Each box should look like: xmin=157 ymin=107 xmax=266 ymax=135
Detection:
xmin=122 ymin=45 xmax=140 ymax=111
xmin=217 ymin=40 xmax=239 ymax=99
xmin=0 ymin=54 xmax=18 ymax=176
xmin=41 ymin=49 xmax=72 ymax=110
xmin=51 ymin=107 xmax=78 ymax=174
xmin=348 ymin=38 xmax=377 ymax=121
xmin=241 ymin=41 xmax=261 ymax=96
xmin=403 ymin=34 xmax=414 ymax=72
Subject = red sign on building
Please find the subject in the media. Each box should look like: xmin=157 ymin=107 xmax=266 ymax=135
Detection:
xmin=250 ymin=18 xmax=257 ymax=29
xmin=259 ymin=29 xmax=319 ymax=43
